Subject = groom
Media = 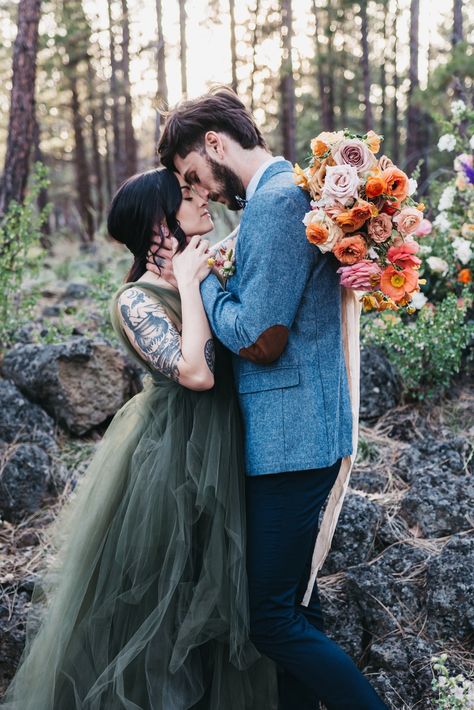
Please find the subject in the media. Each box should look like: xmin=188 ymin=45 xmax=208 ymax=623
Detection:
xmin=156 ymin=88 xmax=387 ymax=709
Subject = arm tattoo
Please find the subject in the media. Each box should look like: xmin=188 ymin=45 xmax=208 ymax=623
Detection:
xmin=204 ymin=339 xmax=215 ymax=373
xmin=119 ymin=288 xmax=182 ymax=382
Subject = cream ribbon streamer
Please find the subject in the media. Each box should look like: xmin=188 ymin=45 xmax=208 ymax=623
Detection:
xmin=302 ymin=286 xmax=362 ymax=607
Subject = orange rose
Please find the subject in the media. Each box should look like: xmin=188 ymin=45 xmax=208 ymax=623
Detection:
xmin=335 ymin=200 xmax=374 ymax=233
xmin=380 ymin=265 xmax=418 ymax=302
xmin=365 ymin=130 xmax=382 ymax=153
xmin=382 ymin=167 xmax=409 ymax=205
xmin=365 ymin=175 xmax=387 ymax=198
xmin=311 ymin=138 xmax=329 ymax=158
xmin=306 ymin=222 xmax=329 ymax=245
xmin=458 ymin=268 xmax=472 ymax=284
xmin=333 ymin=235 xmax=367 ymax=265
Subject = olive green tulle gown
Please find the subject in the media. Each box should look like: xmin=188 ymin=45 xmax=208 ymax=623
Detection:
xmin=1 ymin=283 xmax=277 ymax=710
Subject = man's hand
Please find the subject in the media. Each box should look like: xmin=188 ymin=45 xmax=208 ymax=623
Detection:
xmin=146 ymin=234 xmax=177 ymax=287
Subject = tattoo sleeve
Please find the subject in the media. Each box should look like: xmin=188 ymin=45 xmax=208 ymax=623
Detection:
xmin=204 ymin=339 xmax=215 ymax=373
xmin=119 ymin=288 xmax=182 ymax=382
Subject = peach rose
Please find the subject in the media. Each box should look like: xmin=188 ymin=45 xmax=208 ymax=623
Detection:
xmin=378 ymin=155 xmax=394 ymax=171
xmin=303 ymin=208 xmax=343 ymax=252
xmin=367 ymin=213 xmax=393 ymax=243
xmin=308 ymin=161 xmax=328 ymax=201
xmin=365 ymin=130 xmax=382 ymax=153
xmin=415 ymin=219 xmax=432 ymax=237
xmin=380 ymin=266 xmax=419 ymax=301
xmin=333 ymin=234 xmax=368 ymax=265
xmin=311 ymin=131 xmax=345 ymax=158
xmin=365 ymin=175 xmax=387 ymax=198
xmin=393 ymin=207 xmax=424 ymax=235
xmin=383 ymin=167 xmax=410 ymax=205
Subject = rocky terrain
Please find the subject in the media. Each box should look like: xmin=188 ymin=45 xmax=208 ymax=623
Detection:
xmin=0 ymin=288 xmax=473 ymax=707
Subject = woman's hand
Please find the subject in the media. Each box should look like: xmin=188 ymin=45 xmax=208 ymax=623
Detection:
xmin=173 ymin=235 xmax=211 ymax=288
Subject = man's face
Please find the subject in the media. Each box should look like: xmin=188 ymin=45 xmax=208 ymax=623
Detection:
xmin=174 ymin=148 xmax=246 ymax=212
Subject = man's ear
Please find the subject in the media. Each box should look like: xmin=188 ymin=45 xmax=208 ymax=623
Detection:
xmin=204 ymin=131 xmax=225 ymax=160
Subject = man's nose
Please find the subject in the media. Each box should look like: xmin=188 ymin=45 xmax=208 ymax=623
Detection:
xmin=194 ymin=184 xmax=210 ymax=200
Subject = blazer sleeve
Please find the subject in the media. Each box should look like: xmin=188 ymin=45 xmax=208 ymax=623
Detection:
xmin=200 ymin=188 xmax=314 ymax=364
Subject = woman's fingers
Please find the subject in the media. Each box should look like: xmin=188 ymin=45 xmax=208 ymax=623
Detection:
xmin=196 ymin=239 xmax=210 ymax=255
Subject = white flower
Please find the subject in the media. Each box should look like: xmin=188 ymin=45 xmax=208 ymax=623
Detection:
xmin=438 ymin=185 xmax=456 ymax=211
xmin=419 ymin=245 xmax=432 ymax=256
xmin=368 ymin=247 xmax=378 ymax=259
xmin=452 ymin=236 xmax=473 ymax=265
xmin=438 ymin=133 xmax=457 ymax=152
xmin=408 ymin=178 xmax=418 ymax=196
xmin=410 ymin=291 xmax=428 ymax=309
xmin=453 ymin=686 xmax=465 ymax=700
xmin=434 ymin=212 xmax=451 ymax=232
xmin=470 ymin=136 xmax=474 ymax=150
xmin=427 ymin=256 xmax=449 ymax=274
xmin=451 ymin=99 xmax=466 ymax=119
xmin=438 ymin=676 xmax=448 ymax=687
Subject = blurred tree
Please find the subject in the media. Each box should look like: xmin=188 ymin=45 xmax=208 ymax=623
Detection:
xmin=405 ymin=0 xmax=420 ymax=173
xmin=229 ymin=0 xmax=238 ymax=93
xmin=107 ymin=0 xmax=125 ymax=188
xmin=391 ymin=0 xmax=400 ymax=164
xmin=87 ymin=54 xmax=105 ymax=220
xmin=360 ymin=0 xmax=373 ymax=130
xmin=155 ymin=0 xmax=168 ymax=146
xmin=179 ymin=0 xmax=188 ymax=99
xmin=121 ymin=0 xmax=137 ymax=176
xmin=280 ymin=0 xmax=296 ymax=162
xmin=0 ymin=0 xmax=42 ymax=216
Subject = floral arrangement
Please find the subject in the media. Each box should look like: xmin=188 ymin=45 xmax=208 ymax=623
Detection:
xmin=414 ymin=99 xmax=474 ymax=308
xmin=294 ymin=129 xmax=426 ymax=312
xmin=208 ymin=242 xmax=236 ymax=278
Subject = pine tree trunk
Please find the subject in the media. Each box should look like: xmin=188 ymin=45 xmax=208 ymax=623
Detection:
xmin=87 ymin=57 xmax=104 ymax=221
xmin=405 ymin=0 xmax=420 ymax=173
xmin=179 ymin=0 xmax=188 ymax=99
xmin=101 ymin=92 xmax=114 ymax=202
xmin=249 ymin=0 xmax=260 ymax=113
xmin=229 ymin=0 xmax=238 ymax=93
xmin=121 ymin=0 xmax=137 ymax=176
xmin=326 ymin=1 xmax=335 ymax=130
xmin=360 ymin=0 xmax=373 ymax=131
xmin=280 ymin=0 xmax=296 ymax=163
xmin=380 ymin=1 xmax=388 ymax=141
xmin=391 ymin=1 xmax=400 ymax=164
xmin=155 ymin=0 xmax=168 ymax=146
xmin=452 ymin=0 xmax=463 ymax=46
xmin=313 ymin=1 xmax=331 ymax=131
xmin=107 ymin=0 xmax=125 ymax=188
xmin=70 ymin=73 xmax=95 ymax=242
xmin=0 ymin=0 xmax=42 ymax=216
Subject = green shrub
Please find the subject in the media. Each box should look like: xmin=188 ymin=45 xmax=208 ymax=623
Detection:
xmin=0 ymin=163 xmax=51 ymax=350
xmin=362 ymin=291 xmax=473 ymax=401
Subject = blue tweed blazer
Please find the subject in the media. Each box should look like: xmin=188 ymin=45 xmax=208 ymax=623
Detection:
xmin=200 ymin=160 xmax=353 ymax=476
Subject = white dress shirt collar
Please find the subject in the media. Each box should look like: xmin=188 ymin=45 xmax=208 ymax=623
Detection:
xmin=245 ymin=155 xmax=286 ymax=202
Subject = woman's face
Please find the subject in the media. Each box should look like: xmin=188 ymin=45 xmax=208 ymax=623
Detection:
xmin=175 ymin=173 xmax=213 ymax=236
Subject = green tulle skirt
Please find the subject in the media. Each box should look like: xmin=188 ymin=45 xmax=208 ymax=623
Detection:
xmin=1 ymin=283 xmax=277 ymax=710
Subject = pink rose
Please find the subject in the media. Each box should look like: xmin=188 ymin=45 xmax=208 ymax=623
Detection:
xmin=333 ymin=139 xmax=377 ymax=174
xmin=367 ymin=213 xmax=393 ymax=243
xmin=337 ymin=260 xmax=382 ymax=290
xmin=393 ymin=207 xmax=424 ymax=235
xmin=414 ymin=218 xmax=432 ymax=237
xmin=321 ymin=165 xmax=360 ymax=206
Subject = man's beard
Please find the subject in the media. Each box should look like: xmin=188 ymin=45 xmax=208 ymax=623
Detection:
xmin=207 ymin=156 xmax=246 ymax=211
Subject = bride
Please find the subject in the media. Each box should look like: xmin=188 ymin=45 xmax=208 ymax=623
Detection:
xmin=1 ymin=168 xmax=276 ymax=710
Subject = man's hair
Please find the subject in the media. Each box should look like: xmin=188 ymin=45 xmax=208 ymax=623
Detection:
xmin=158 ymin=87 xmax=267 ymax=170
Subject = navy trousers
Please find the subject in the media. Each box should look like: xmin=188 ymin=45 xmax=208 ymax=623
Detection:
xmin=246 ymin=460 xmax=388 ymax=710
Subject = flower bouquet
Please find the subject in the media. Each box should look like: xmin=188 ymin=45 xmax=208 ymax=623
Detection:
xmin=294 ymin=129 xmax=426 ymax=312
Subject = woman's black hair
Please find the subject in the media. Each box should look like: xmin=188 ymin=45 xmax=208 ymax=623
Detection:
xmin=107 ymin=168 xmax=186 ymax=282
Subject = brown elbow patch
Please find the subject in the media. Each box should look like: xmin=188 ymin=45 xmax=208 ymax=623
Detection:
xmin=239 ymin=325 xmax=289 ymax=364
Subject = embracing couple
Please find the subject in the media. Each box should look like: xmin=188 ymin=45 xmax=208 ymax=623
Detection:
xmin=2 ymin=89 xmax=387 ymax=710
